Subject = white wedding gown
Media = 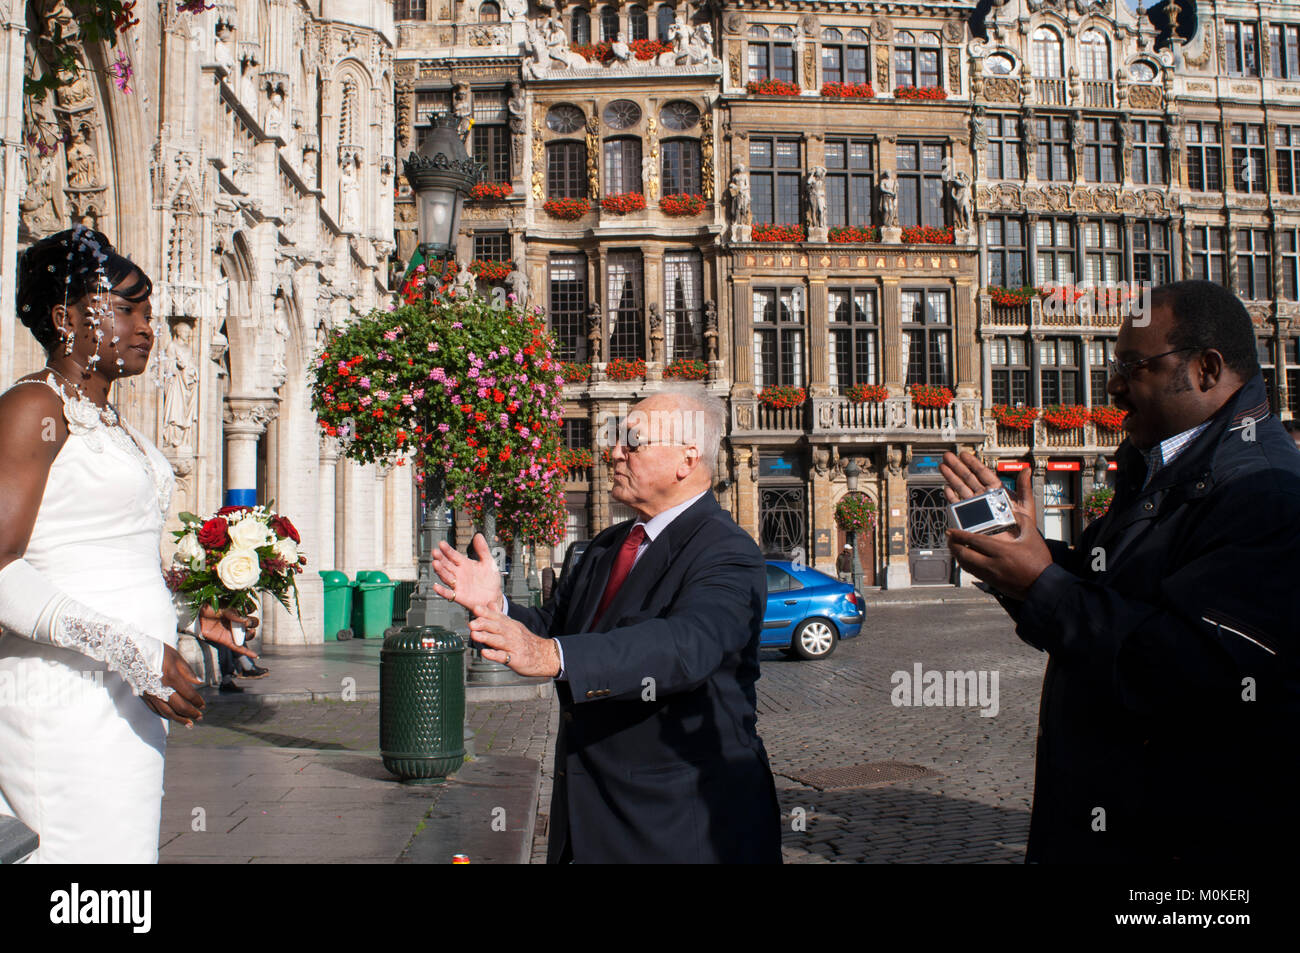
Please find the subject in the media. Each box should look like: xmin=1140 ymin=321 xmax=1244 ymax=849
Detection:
xmin=0 ymin=374 xmax=178 ymax=863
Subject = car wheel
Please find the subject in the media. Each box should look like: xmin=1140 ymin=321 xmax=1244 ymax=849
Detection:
xmin=792 ymin=618 xmax=837 ymax=660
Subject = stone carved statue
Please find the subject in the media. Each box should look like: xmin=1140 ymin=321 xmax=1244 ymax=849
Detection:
xmin=453 ymin=81 xmax=472 ymax=143
xmin=685 ymin=23 xmax=719 ymax=65
xmin=611 ymin=32 xmax=631 ymax=64
xmin=508 ymin=259 xmax=529 ymax=304
xmin=215 ymin=21 xmax=236 ymax=71
xmin=271 ymin=293 xmax=290 ymax=379
xmin=806 ymin=166 xmax=827 ymax=230
xmin=951 ymin=170 xmax=973 ymax=231
xmin=66 ymin=129 xmax=100 ymax=189
xmin=648 ymin=303 xmax=664 ymax=363
xmin=703 ymin=300 xmax=719 ymax=363
xmin=507 ymin=81 xmax=526 ymax=176
xmin=454 ymin=261 xmax=475 ymax=297
xmin=161 ymin=321 xmax=200 ymax=451
xmin=587 ymin=302 xmax=603 ymax=362
xmin=265 ymin=88 xmax=285 ymax=138
xmin=879 ymin=169 xmax=899 ymax=228
xmin=339 ymin=155 xmax=361 ymax=230
xmin=727 ymin=162 xmax=751 ymax=241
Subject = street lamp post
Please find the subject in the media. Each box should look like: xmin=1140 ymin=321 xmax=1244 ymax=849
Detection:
xmin=844 ymin=458 xmax=865 ymax=597
xmin=402 ymin=115 xmax=480 ymax=632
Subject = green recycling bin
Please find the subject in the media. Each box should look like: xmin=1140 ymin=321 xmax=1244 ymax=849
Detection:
xmin=319 ymin=570 xmax=354 ymax=641
xmin=380 ymin=626 xmax=466 ymax=782
xmin=351 ymin=570 xmax=397 ymax=639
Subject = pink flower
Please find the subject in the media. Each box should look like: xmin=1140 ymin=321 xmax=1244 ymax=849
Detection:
xmin=437 ymin=422 xmax=449 ymax=433
xmin=360 ymin=395 xmax=373 ymax=407
xmin=427 ymin=342 xmax=439 ymax=352
xmin=401 ymin=395 xmax=413 ymax=406
xmin=477 ymin=387 xmax=489 ymax=398
xmin=499 ymin=414 xmax=509 ymax=426
xmin=468 ymin=367 xmax=479 ymax=379
xmin=376 ymin=389 xmax=390 ymax=400
xmin=413 ymin=388 xmax=425 ymax=399
xmin=358 ymin=377 xmax=371 ymax=389
xmin=383 ymin=330 xmax=398 ymax=341
xmin=110 ymin=53 xmax=133 ymax=93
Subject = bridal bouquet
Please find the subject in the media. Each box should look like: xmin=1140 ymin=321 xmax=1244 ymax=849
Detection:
xmin=168 ymin=504 xmax=306 ymax=642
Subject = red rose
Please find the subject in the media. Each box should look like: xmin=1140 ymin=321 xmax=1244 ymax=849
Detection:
xmin=198 ymin=517 xmax=230 ymax=549
xmin=215 ymin=505 xmax=248 ymax=518
xmin=270 ymin=515 xmax=300 ymax=543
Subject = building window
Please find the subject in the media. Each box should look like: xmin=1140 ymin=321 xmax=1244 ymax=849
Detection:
xmin=599 ymin=5 xmax=618 ymax=42
xmin=1034 ymin=115 xmax=1071 ymax=181
xmin=606 ymin=251 xmax=644 ymax=360
xmin=471 ymin=112 xmax=510 ymax=184
xmin=896 ymin=141 xmax=944 ymax=227
xmin=1036 ymin=218 xmax=1076 ymax=285
xmin=1281 ymin=230 xmax=1300 ymax=301
xmin=1082 ymin=117 xmax=1120 ymax=183
xmin=546 ymin=103 xmax=585 ymax=133
xmin=656 ymin=5 xmax=674 ymax=42
xmin=661 ymin=138 xmax=702 ymax=195
xmin=1260 ymin=338 xmax=1278 ymax=413
xmin=1237 ymin=228 xmax=1272 ymax=301
xmin=473 ymin=231 xmax=510 ymax=262
xmin=828 ymin=288 xmax=879 ymax=389
xmin=752 ymin=286 xmax=806 ymax=388
xmin=603 ymin=137 xmax=642 ymax=195
xmin=986 ymin=216 xmax=1028 ymax=289
xmin=1188 ymin=225 xmax=1227 ymax=284
xmin=990 ymin=336 xmax=1030 ymax=406
xmin=546 ymin=141 xmax=586 ymax=198
xmin=628 ymin=5 xmax=648 ymax=40
xmin=395 ymin=0 xmax=426 ymax=19
xmin=821 ymin=27 xmax=870 ymax=86
xmin=1185 ymin=122 xmax=1223 ymax=192
xmin=1088 ymin=339 xmax=1114 ymax=407
xmin=1276 ymin=126 xmax=1300 ymax=194
xmin=1132 ymin=222 xmax=1170 ymax=286
xmin=748 ymin=25 xmax=795 ymax=83
xmin=1286 ymin=338 xmax=1300 ymax=415
xmin=987 ymin=114 xmax=1022 ymax=180
xmin=1032 ymin=27 xmax=1064 ymax=78
xmin=824 ymin=137 xmax=874 ymax=227
xmin=603 ymin=100 xmax=642 ymax=130
xmin=571 ymin=7 xmax=591 ymax=45
xmin=1079 ymin=30 xmax=1110 ymax=82
xmin=479 ymin=2 xmax=500 ymax=22
xmin=1039 ymin=338 xmax=1081 ymax=406
xmin=548 ymin=253 xmax=587 ymax=360
xmin=1226 ymin=21 xmax=1260 ymax=76
xmin=749 ymin=136 xmax=802 ymax=225
xmin=1082 ymin=220 xmax=1123 ymax=284
xmin=893 ymin=30 xmax=941 ymax=89
xmin=660 ymin=100 xmax=700 ymax=132
xmin=663 ymin=250 xmax=703 ymax=360
xmin=414 ymin=90 xmax=449 ymax=149
xmin=1271 ymin=24 xmax=1300 ymax=77
xmin=1232 ymin=123 xmax=1267 ymax=193
xmin=900 ymin=289 xmax=951 ymax=387
xmin=1132 ymin=120 xmax=1165 ymax=185
xmin=564 ymin=418 xmax=592 ymax=451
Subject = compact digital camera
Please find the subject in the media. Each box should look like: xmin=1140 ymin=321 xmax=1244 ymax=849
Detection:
xmin=946 ymin=487 xmax=1018 ymax=535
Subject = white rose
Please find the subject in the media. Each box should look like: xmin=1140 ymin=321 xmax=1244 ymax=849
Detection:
xmin=177 ymin=532 xmax=204 ymax=564
xmin=273 ymin=537 xmax=299 ymax=565
xmin=228 ymin=515 xmax=272 ymax=550
xmin=216 ymin=547 xmax=262 ymax=591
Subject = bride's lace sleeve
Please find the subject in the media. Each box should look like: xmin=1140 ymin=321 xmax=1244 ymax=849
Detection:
xmin=0 ymin=558 xmax=173 ymax=700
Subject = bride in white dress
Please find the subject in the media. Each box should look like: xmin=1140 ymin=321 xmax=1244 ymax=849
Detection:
xmin=0 ymin=227 xmax=254 ymax=863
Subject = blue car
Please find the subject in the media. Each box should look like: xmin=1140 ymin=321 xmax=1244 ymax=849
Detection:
xmin=762 ymin=560 xmax=863 ymax=660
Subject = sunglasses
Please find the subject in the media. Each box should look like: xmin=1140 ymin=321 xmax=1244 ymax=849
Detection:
xmin=1107 ymin=347 xmax=1200 ymax=379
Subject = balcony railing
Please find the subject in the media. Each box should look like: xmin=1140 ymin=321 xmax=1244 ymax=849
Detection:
xmin=733 ymin=396 xmax=982 ymax=437
xmin=984 ymin=417 xmax=1124 ymax=452
xmin=988 ymin=302 xmax=1031 ymax=326
xmin=1082 ymin=81 xmax=1114 ymax=108
xmin=1036 ymin=78 xmax=1067 ymax=105
xmin=979 ymin=294 xmax=1131 ymax=331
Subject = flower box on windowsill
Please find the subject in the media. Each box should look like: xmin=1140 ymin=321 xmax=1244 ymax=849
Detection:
xmin=543 ymin=197 xmax=591 ymax=220
xmin=560 ymin=361 xmax=592 ymax=384
xmin=821 ymin=81 xmax=875 ymax=99
xmin=752 ymin=223 xmax=806 ymax=242
xmin=659 ymin=193 xmax=707 ymax=216
xmin=758 ymin=385 xmax=807 ymax=409
xmin=601 ymin=192 xmax=647 ymax=215
xmin=990 ymin=404 xmax=1040 ymax=430
xmin=909 ymin=384 xmax=953 ymax=409
xmin=630 ymin=39 xmax=672 ymax=61
xmin=470 ymin=181 xmax=514 ymax=201
xmin=664 ymin=358 xmax=708 ymax=381
xmin=606 ymin=357 xmax=647 ymax=381
xmin=1042 ymin=405 xmax=1091 ymax=430
xmin=829 ymin=225 xmax=880 ymax=243
xmin=893 ymin=86 xmax=947 ymax=101
xmin=572 ymin=42 xmax=614 ymax=64
xmin=468 ymin=259 xmax=512 ymax=282
xmin=986 ymin=285 xmax=1039 ymax=307
xmin=1090 ymin=405 xmax=1128 ymax=432
xmin=899 ymin=225 xmax=954 ymax=245
xmin=746 ymin=79 xmax=802 ymax=97
xmin=845 ymin=384 xmax=889 ymax=403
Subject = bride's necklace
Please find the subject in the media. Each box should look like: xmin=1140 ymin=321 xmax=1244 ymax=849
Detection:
xmin=43 ymin=365 xmax=121 ymax=428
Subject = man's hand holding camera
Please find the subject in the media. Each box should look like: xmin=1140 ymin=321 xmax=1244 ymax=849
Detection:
xmin=940 ymin=450 xmax=1053 ymax=601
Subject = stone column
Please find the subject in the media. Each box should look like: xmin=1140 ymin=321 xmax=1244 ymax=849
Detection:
xmin=881 ymin=278 xmax=902 ymax=388
xmin=318 ymin=434 xmax=340 ymax=571
xmin=883 ymin=446 xmax=910 ymax=589
xmin=807 ymin=278 xmax=829 ymax=395
xmin=733 ymin=446 xmax=759 ymax=541
xmin=955 ymin=279 xmax=976 ymax=392
xmin=731 ymin=278 xmax=752 ymax=390
xmin=222 ymin=397 xmax=278 ymax=505
xmin=810 ymin=450 xmax=835 ymax=572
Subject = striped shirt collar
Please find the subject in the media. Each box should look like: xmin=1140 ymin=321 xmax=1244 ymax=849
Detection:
xmin=1141 ymin=421 xmax=1213 ymax=487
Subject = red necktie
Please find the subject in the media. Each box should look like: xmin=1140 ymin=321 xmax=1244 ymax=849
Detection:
xmin=591 ymin=524 xmax=647 ymax=626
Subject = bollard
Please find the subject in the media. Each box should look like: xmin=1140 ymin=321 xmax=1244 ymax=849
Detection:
xmin=380 ymin=625 xmax=466 ymax=783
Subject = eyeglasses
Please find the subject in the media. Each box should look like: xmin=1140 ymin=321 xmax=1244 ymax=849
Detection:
xmin=1107 ymin=347 xmax=1200 ymax=379
xmin=619 ymin=437 xmax=687 ymax=454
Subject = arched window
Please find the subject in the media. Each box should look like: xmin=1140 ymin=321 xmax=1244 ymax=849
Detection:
xmin=628 ymin=5 xmax=648 ymax=41
xmin=823 ymin=27 xmax=869 ymax=86
xmin=603 ymin=136 xmax=642 ymax=194
xmin=479 ymin=1 xmax=500 ymax=22
xmin=1033 ymin=27 xmax=1064 ymax=78
xmin=599 ymin=5 xmax=619 ymax=42
xmin=894 ymin=30 xmax=941 ymax=89
xmin=661 ymin=138 xmax=702 ymax=195
xmin=748 ymin=25 xmax=794 ymax=83
xmin=571 ymin=7 xmax=591 ymax=45
xmin=659 ymin=99 xmax=700 ymax=131
xmin=547 ymin=141 xmax=587 ymax=198
xmin=656 ymin=5 xmax=674 ymax=42
xmin=1079 ymin=30 xmax=1109 ymax=81
xmin=821 ymin=28 xmax=842 ymax=42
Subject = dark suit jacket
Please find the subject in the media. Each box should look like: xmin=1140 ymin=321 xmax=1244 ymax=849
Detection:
xmin=508 ymin=492 xmax=782 ymax=863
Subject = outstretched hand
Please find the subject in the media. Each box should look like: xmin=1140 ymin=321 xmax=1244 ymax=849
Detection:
xmin=431 ymin=533 xmax=504 ymax=614
xmin=199 ymin=604 xmax=259 ymax=659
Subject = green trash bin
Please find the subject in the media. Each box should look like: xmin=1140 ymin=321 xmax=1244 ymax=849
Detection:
xmin=319 ymin=570 xmax=354 ymax=641
xmin=352 ymin=570 xmax=397 ymax=639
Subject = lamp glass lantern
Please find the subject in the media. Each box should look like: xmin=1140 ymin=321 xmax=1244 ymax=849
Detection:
xmin=403 ymin=115 xmax=482 ymax=264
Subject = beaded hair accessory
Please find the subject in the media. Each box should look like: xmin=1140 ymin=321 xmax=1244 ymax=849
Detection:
xmin=60 ymin=225 xmax=116 ymax=374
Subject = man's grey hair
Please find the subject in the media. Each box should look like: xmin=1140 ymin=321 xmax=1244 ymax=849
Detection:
xmin=650 ymin=383 xmax=726 ymax=478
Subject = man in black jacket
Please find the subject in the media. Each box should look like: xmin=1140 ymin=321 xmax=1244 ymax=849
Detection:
xmin=941 ymin=280 xmax=1300 ymax=862
xmin=431 ymin=386 xmax=782 ymax=863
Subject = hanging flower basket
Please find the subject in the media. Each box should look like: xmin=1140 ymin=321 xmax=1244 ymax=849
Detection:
xmin=659 ymin=193 xmax=707 ymax=217
xmin=468 ymin=259 xmax=511 ymax=282
xmin=829 ymin=225 xmax=880 ymax=243
xmin=1042 ymin=404 xmax=1090 ymax=430
xmin=835 ymin=494 xmax=878 ymax=533
xmin=747 ymin=79 xmax=801 ymax=96
xmin=601 ymin=192 xmax=647 ymax=215
xmin=900 ymin=225 xmax=955 ymax=244
xmin=560 ymin=361 xmax=592 ymax=383
xmin=399 ymin=260 xmax=456 ymax=304
xmin=1083 ymin=485 xmax=1115 ymax=522
xmin=557 ymin=446 xmax=594 ymax=472
xmin=572 ymin=42 xmax=614 ymax=63
xmin=1090 ymin=405 xmax=1128 ymax=432
xmin=987 ymin=285 xmax=1039 ymax=307
xmin=630 ymin=38 xmax=672 ymax=60
xmin=606 ymin=357 xmax=647 ymax=381
xmin=752 ymin=223 xmax=806 ymax=242
xmin=758 ymin=385 xmax=807 ymax=409
xmin=991 ymin=404 xmax=1040 ymax=430
xmin=845 ymin=383 xmax=889 ymax=403
xmin=544 ymin=197 xmax=591 ymax=220
xmin=910 ymin=384 xmax=953 ymax=409
xmin=664 ymin=358 xmax=709 ymax=381
xmin=893 ymin=86 xmax=947 ymax=100
xmin=470 ymin=181 xmax=514 ymax=201
xmin=821 ymin=81 xmax=875 ymax=99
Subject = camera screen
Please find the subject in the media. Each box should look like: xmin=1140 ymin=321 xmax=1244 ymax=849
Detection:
xmin=955 ymin=497 xmax=994 ymax=529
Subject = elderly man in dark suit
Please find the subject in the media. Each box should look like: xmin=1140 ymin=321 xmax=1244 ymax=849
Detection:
xmin=431 ymin=385 xmax=782 ymax=864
